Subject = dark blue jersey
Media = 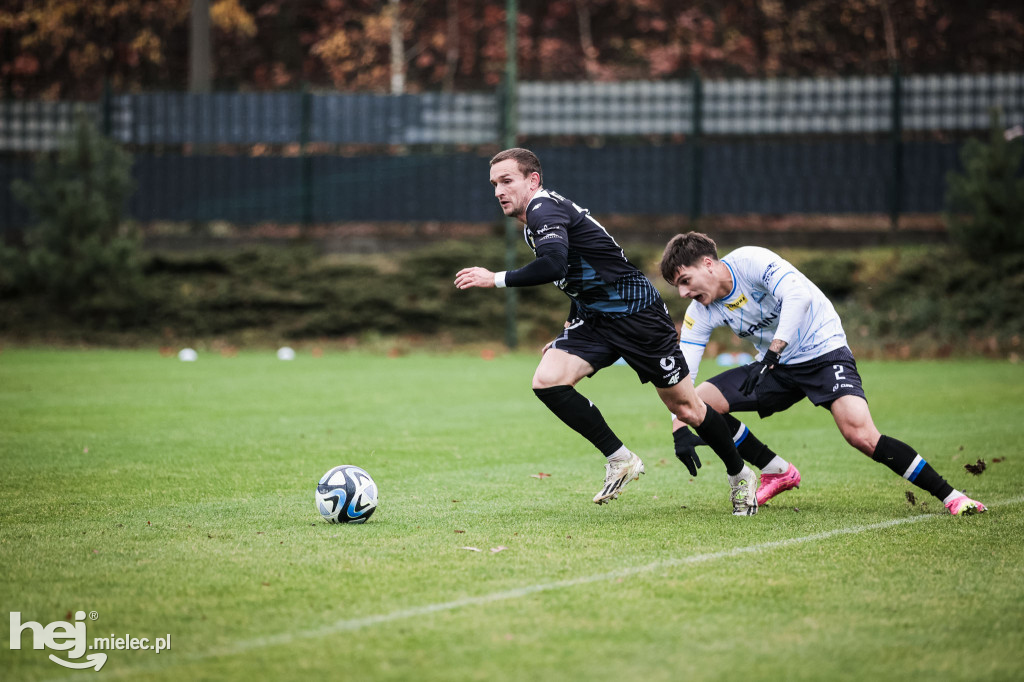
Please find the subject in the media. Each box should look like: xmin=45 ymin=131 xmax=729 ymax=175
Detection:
xmin=504 ymin=188 xmax=661 ymax=319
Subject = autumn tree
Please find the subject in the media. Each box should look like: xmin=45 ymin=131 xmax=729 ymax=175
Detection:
xmin=1 ymin=0 xmax=1022 ymax=99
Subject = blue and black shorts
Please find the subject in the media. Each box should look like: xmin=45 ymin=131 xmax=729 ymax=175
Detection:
xmin=706 ymin=346 xmax=867 ymax=417
xmin=548 ymin=302 xmax=688 ymax=388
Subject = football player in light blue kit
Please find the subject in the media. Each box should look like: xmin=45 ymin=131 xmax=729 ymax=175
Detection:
xmin=660 ymin=231 xmax=986 ymax=516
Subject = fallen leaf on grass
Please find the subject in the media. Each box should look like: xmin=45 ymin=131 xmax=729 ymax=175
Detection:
xmin=531 ymin=473 xmax=551 ymax=479
xmin=993 ymin=457 xmax=1004 ymax=463
xmin=454 ymin=529 xmax=465 ymax=534
xmin=964 ymin=459 xmax=987 ymax=475
xmin=461 ymin=546 xmax=482 ymax=552
xmin=905 ymin=491 xmax=917 ymax=506
xmin=490 ymin=546 xmax=508 ymax=553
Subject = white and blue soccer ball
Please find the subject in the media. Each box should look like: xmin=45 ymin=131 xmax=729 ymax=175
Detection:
xmin=315 ymin=465 xmax=378 ymax=523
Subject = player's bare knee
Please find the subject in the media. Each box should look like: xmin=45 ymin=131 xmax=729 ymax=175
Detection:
xmin=532 ymin=374 xmax=556 ymax=390
xmin=694 ymin=382 xmax=715 ymax=401
xmin=694 ymin=382 xmax=730 ymax=414
xmin=532 ymin=368 xmax=577 ymax=390
xmin=671 ymin=403 xmax=705 ymax=426
xmin=843 ymin=429 xmax=876 ymax=455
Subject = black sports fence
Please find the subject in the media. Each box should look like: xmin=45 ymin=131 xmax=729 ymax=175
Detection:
xmin=1 ymin=71 xmax=1022 ymax=232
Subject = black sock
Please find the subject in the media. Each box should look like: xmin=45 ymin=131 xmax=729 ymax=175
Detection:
xmin=694 ymin=407 xmax=745 ymax=476
xmin=722 ymin=414 xmax=778 ymax=470
xmin=872 ymin=435 xmax=954 ymax=501
xmin=533 ymin=386 xmax=623 ymax=457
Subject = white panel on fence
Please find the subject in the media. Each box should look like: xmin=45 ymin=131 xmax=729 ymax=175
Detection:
xmin=1 ymin=73 xmax=1021 ymax=150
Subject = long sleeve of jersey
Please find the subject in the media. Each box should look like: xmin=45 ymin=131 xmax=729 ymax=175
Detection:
xmin=679 ymin=300 xmax=715 ymax=384
xmin=771 ymin=271 xmax=813 ymax=347
xmin=503 ymin=240 xmax=569 ymax=287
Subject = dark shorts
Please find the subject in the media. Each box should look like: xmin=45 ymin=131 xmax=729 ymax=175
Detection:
xmin=706 ymin=347 xmax=867 ymax=418
xmin=549 ymin=303 xmax=688 ymax=388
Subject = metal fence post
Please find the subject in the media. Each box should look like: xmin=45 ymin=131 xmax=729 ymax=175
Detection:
xmin=300 ymin=83 xmax=313 ymax=227
xmin=501 ymin=0 xmax=519 ymax=349
xmin=889 ymin=62 xmax=903 ymax=232
xmin=102 ymin=78 xmax=113 ymax=137
xmin=689 ymin=70 xmax=704 ymax=223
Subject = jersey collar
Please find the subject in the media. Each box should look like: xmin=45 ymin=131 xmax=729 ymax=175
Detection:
xmin=718 ymin=260 xmax=738 ymax=302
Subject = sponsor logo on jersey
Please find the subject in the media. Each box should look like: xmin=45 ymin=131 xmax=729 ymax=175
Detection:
xmin=737 ymin=311 xmax=779 ymax=338
xmin=762 ymin=261 xmax=780 ymax=287
xmin=683 ymin=315 xmax=695 ymax=330
xmin=725 ymin=293 xmax=748 ymax=312
xmin=751 ymin=291 xmax=767 ymax=304
xmin=531 ymin=202 xmax=543 ymax=211
xmin=660 ymin=357 xmax=676 ymax=371
xmin=538 ymin=233 xmax=562 ymax=242
xmin=665 ymin=370 xmax=681 ymax=385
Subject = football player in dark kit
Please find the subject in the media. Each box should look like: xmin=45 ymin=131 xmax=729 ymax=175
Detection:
xmin=455 ymin=147 xmax=759 ymax=515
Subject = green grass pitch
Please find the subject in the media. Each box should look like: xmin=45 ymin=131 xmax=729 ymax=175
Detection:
xmin=2 ymin=348 xmax=1023 ymax=681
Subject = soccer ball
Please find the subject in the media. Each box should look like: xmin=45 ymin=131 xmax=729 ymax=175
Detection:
xmin=315 ymin=465 xmax=378 ymax=523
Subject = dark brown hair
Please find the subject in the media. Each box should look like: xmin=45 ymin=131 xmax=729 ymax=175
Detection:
xmin=489 ymin=148 xmax=543 ymax=186
xmin=659 ymin=232 xmax=720 ymax=283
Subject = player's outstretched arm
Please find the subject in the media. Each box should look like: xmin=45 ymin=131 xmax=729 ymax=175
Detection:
xmin=454 ymin=267 xmax=497 ymax=289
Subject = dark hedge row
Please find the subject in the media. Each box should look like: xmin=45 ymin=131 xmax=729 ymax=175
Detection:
xmin=1 ymin=241 xmax=1022 ymax=357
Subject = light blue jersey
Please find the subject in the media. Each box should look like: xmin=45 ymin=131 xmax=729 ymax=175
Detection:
xmin=678 ymin=246 xmax=848 ymax=383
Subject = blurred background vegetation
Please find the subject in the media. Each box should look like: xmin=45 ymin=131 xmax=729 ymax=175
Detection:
xmin=1 ymin=1 xmax=1022 ymax=357
xmin=2 ymin=0 xmax=1022 ymax=97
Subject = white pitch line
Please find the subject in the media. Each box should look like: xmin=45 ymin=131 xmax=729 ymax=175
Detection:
xmin=209 ymin=508 xmax=975 ymax=652
xmin=56 ymin=495 xmax=1023 ymax=681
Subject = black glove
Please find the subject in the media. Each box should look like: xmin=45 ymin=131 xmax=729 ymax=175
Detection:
xmin=673 ymin=426 xmax=706 ymax=477
xmin=739 ymin=349 xmax=781 ymax=396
